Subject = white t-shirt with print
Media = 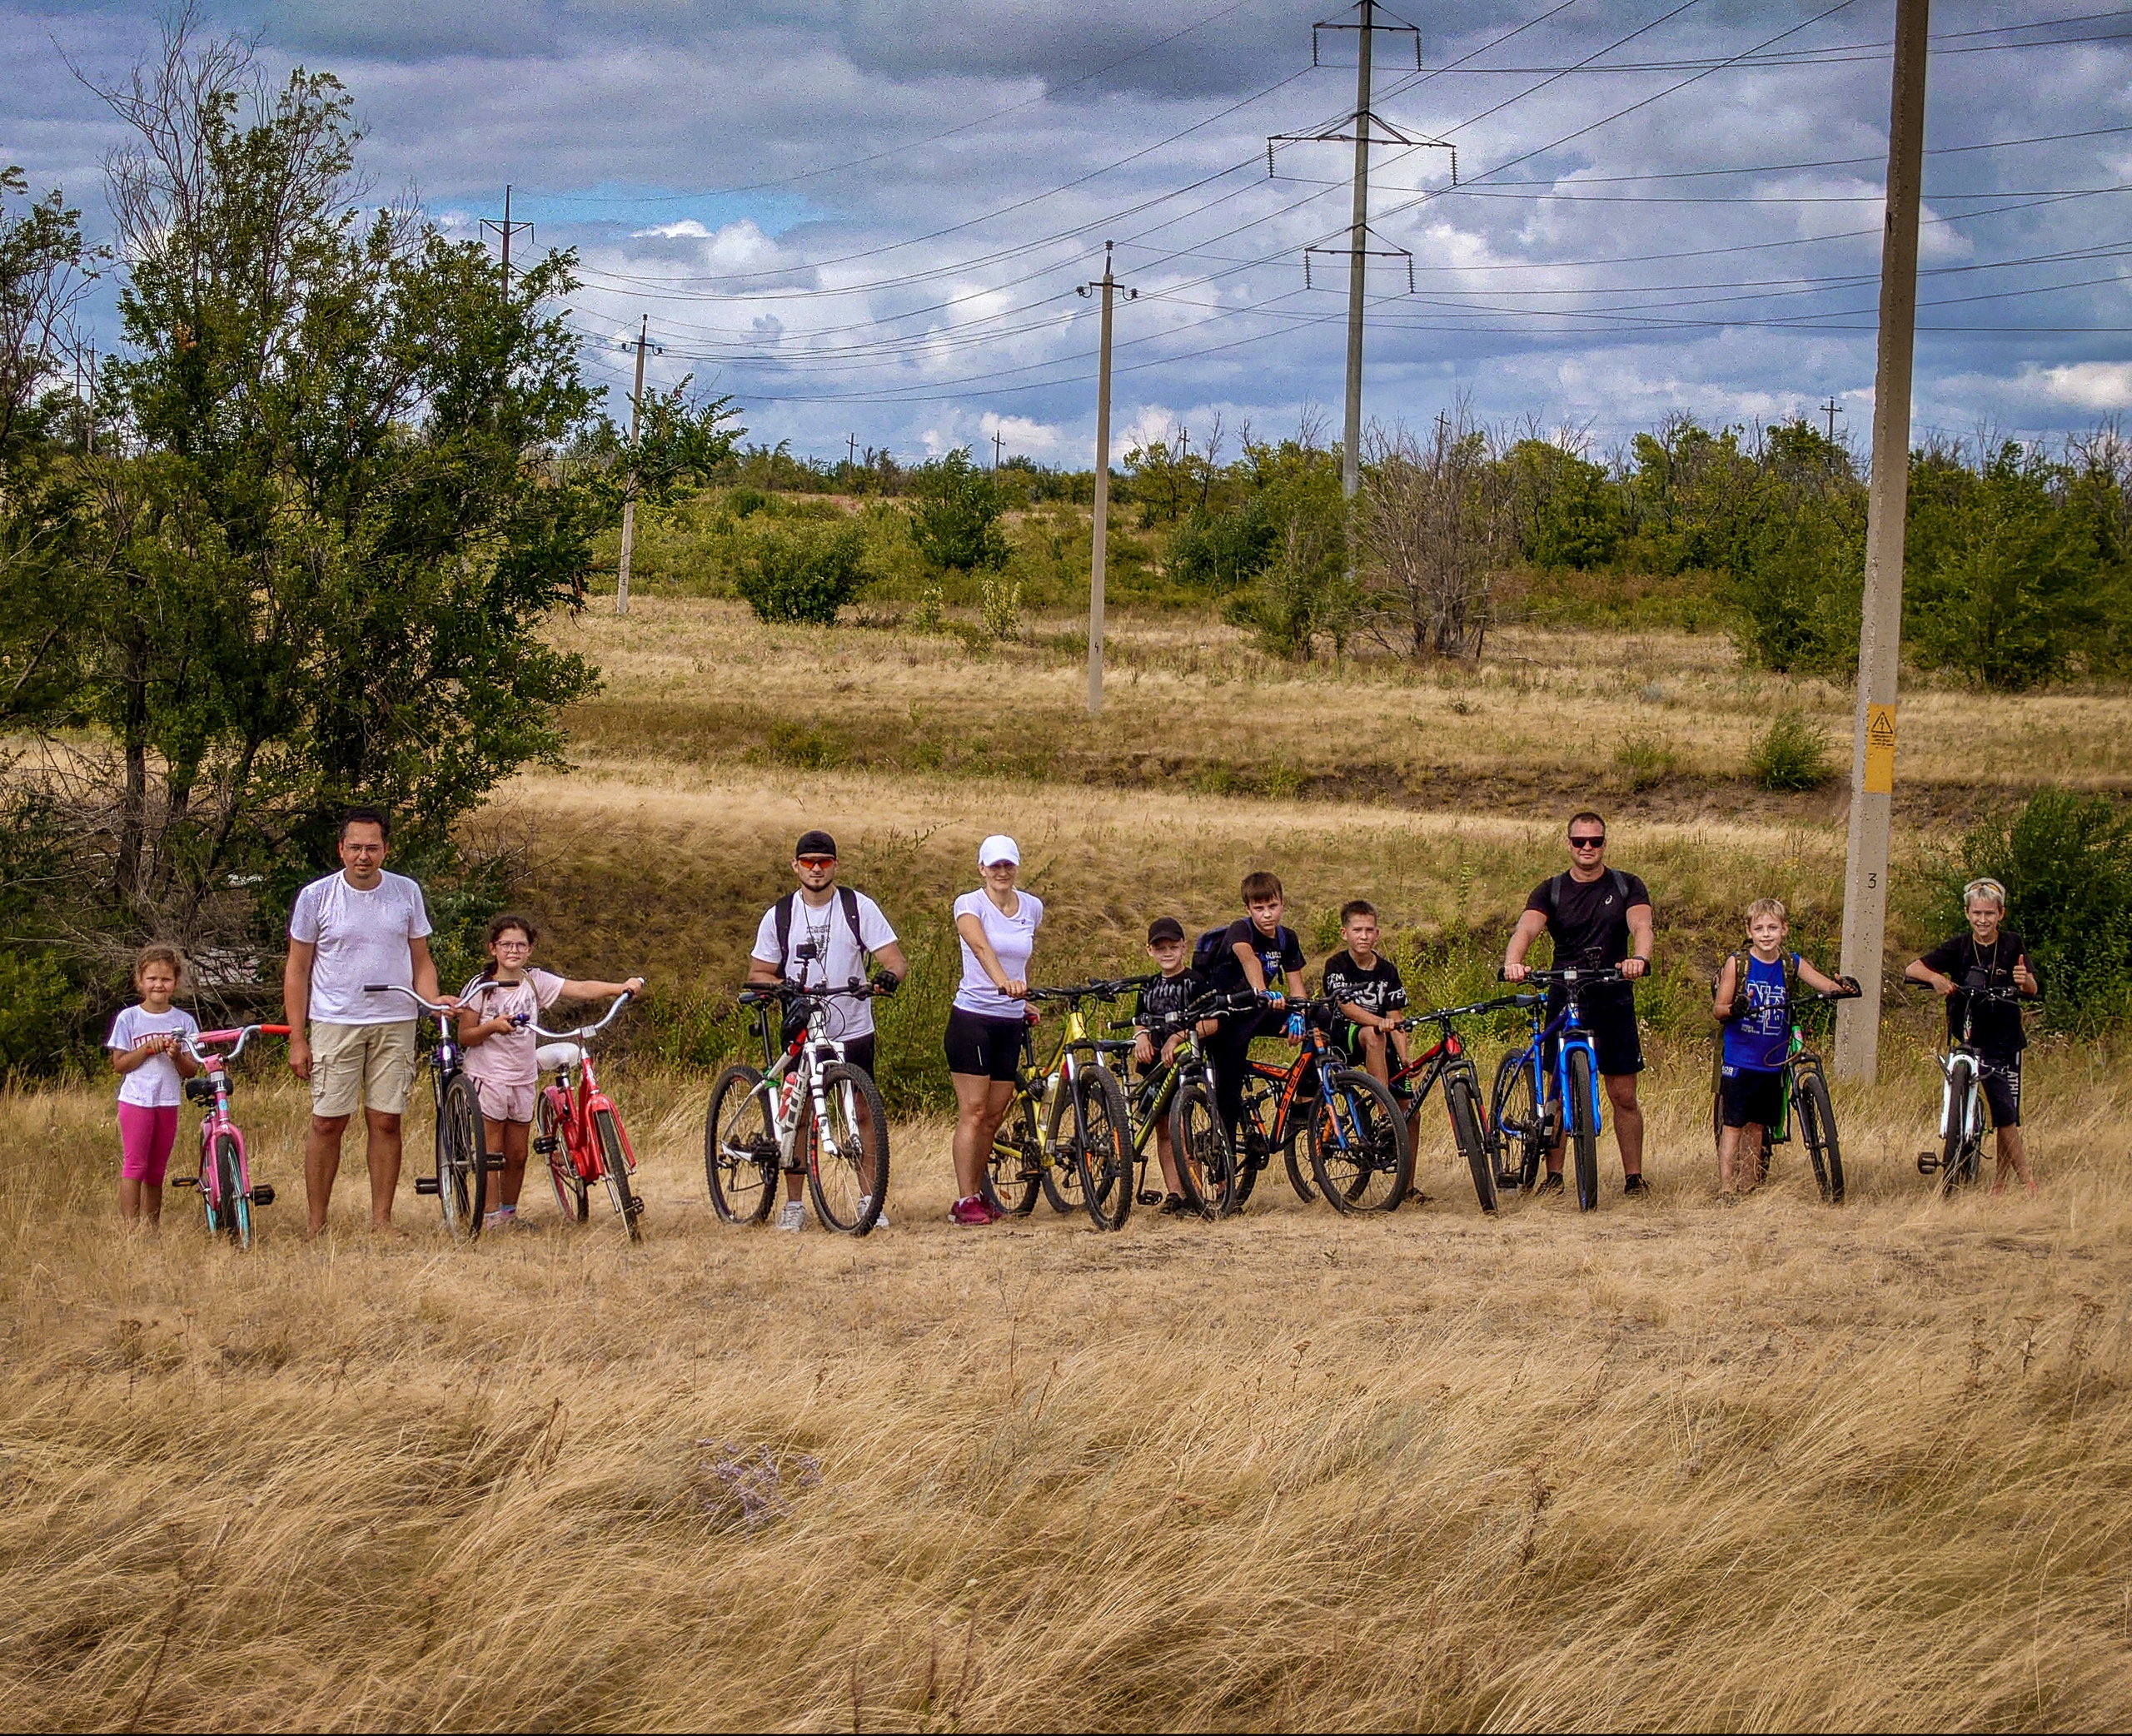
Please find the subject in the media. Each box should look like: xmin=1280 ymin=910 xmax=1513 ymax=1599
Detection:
xmin=107 ymin=1004 xmax=201 ymax=1107
xmin=458 ymin=968 xmax=566 ymax=1089
xmin=288 ymin=869 xmax=434 ymax=1025
xmin=953 ymin=888 xmax=1043 ymax=1019
xmin=749 ymin=891 xmax=899 ymax=1042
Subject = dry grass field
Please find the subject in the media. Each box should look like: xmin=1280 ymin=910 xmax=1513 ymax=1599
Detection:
xmin=7 ymin=601 xmax=2132 ymax=1731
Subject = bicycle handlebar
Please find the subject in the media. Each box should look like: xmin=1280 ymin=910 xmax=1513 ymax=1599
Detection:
xmin=528 ymin=990 xmax=637 ymax=1045
xmin=1028 ymin=977 xmax=1148 ymax=1004
xmin=737 ymin=978 xmax=886 ymax=1008
xmin=363 ymin=982 xmax=456 ymax=1017
xmin=181 ymin=1023 xmax=290 ymax=1065
xmin=1499 ymin=965 xmax=1631 ymax=990
xmin=1397 ymin=992 xmax=1542 ymax=1030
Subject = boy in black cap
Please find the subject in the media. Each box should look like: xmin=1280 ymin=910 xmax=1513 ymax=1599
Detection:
xmin=1131 ymin=917 xmax=1216 ymax=1215
xmin=746 ymin=829 xmax=909 ymax=1229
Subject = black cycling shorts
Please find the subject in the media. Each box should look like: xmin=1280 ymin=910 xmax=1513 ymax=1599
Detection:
xmin=1545 ymin=988 xmax=1644 ymax=1077
xmin=1978 ymin=1052 xmax=2022 ymax=1128
xmin=839 ymin=1034 xmax=875 ymax=1080
xmin=944 ymin=1007 xmax=1024 ymax=1082
xmin=1721 ymin=1067 xmax=1785 ymax=1129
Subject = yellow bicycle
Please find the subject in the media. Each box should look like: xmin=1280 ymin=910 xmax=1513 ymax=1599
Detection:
xmin=979 ymin=982 xmax=1137 ymax=1231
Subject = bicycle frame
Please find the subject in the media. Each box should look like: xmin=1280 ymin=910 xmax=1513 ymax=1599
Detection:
xmin=1507 ymin=997 xmax=1605 ymax=1152
xmin=531 ymin=992 xmax=640 ymax=1214
xmin=176 ymin=1023 xmax=286 ymax=1234
xmin=1238 ymin=1005 xmax=1357 ymax=1153
xmin=739 ymin=986 xmax=869 ymax=1173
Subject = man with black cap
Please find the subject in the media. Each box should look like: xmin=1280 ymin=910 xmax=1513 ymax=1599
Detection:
xmin=747 ymin=829 xmax=909 ymax=1230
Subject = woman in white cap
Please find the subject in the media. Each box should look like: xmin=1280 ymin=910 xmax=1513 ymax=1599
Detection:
xmin=944 ymin=835 xmax=1042 ymax=1225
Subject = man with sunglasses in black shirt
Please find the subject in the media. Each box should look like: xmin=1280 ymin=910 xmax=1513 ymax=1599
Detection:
xmin=1502 ymin=811 xmax=1655 ymax=1198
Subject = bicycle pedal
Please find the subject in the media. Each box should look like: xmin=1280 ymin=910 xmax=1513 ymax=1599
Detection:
xmin=1136 ymin=1189 xmax=1163 ymax=1206
xmin=248 ymin=1184 xmax=276 ymax=1207
xmin=531 ymin=1137 xmax=558 ymax=1155
xmin=172 ymin=1176 xmax=198 ymax=1189
xmin=1915 ymin=1151 xmax=1940 ymax=1174
xmin=415 ymin=1176 xmax=441 ymax=1196
xmin=481 ymin=1156 xmax=506 ymax=1171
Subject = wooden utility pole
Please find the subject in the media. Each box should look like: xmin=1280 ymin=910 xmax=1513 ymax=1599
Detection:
xmin=616 ymin=316 xmax=648 ymax=619
xmin=1821 ymin=395 xmax=1843 ymax=443
xmin=993 ymin=429 xmax=1004 ymax=472
xmin=1836 ymin=0 xmax=1931 ymax=1083
xmin=1341 ymin=0 xmax=1376 ymax=499
xmin=1079 ymin=243 xmax=1134 ymax=716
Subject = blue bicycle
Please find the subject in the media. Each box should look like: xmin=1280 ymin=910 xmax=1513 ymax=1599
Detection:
xmin=1488 ymin=965 xmax=1630 ymax=1212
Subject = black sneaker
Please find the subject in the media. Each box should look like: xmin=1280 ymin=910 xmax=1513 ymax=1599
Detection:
xmin=1623 ymin=1174 xmax=1651 ymax=1199
xmin=1404 ymin=1186 xmax=1431 ymax=1206
xmin=1533 ymin=1173 xmax=1564 ymax=1196
xmin=1158 ymin=1193 xmax=1192 ymax=1216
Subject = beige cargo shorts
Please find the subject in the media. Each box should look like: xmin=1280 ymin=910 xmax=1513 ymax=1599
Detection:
xmin=309 ymin=1020 xmax=418 ymax=1118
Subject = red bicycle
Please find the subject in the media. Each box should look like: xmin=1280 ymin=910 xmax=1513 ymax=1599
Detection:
xmin=531 ymin=992 xmax=644 ymax=1241
xmin=172 ymin=1022 xmax=287 ymax=1248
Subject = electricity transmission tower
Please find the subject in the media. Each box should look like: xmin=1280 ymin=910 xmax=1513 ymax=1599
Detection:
xmin=480 ymin=185 xmax=535 ymax=290
xmin=1268 ymin=0 xmax=1452 ymax=496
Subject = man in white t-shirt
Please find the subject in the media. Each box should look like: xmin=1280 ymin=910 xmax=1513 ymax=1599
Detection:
xmin=283 ymin=806 xmax=450 ymax=1234
xmin=745 ymin=828 xmax=907 ymax=1231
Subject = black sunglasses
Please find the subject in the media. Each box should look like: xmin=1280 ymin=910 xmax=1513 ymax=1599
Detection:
xmin=1568 ymin=834 xmax=1606 ymax=848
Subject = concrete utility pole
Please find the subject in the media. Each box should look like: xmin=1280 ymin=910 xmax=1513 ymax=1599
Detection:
xmin=616 ymin=316 xmax=649 ymax=619
xmin=1836 ymin=0 xmax=1931 ymax=1083
xmin=1341 ymin=0 xmax=1376 ymax=500
xmin=1078 ymin=242 xmax=1134 ymax=716
xmin=481 ymin=185 xmax=535 ymax=292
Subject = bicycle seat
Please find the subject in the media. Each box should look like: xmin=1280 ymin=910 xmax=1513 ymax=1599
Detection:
xmin=184 ymin=1076 xmax=217 ymax=1104
xmin=1093 ymin=1037 xmax=1138 ymax=1055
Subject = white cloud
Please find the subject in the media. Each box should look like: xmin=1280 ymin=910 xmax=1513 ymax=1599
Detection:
xmin=979 ymin=411 xmax=1062 ymax=455
xmin=2032 ymin=361 xmax=2132 ymax=411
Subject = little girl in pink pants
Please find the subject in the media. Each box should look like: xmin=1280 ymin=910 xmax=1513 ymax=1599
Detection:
xmin=107 ymin=943 xmax=201 ymax=1223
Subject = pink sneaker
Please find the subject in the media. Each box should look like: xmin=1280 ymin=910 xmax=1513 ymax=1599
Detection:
xmin=949 ymin=1195 xmax=996 ymax=1226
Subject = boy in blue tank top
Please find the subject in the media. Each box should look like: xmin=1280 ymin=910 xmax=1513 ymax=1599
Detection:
xmin=1711 ymin=898 xmax=1852 ymax=1198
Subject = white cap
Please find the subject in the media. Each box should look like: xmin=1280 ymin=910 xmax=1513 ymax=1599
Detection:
xmin=978 ymin=833 xmax=1020 ymax=867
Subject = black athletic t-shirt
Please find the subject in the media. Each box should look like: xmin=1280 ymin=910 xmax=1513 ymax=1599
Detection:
xmin=1212 ymin=918 xmax=1305 ymax=992
xmin=1524 ymin=870 xmax=1651 ymax=970
xmin=1135 ymin=967 xmax=1204 ymax=1032
xmin=1918 ymin=929 xmax=2034 ymax=1057
xmin=1321 ymin=950 xmax=1407 ymax=1022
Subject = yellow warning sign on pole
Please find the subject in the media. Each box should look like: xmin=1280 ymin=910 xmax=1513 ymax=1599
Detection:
xmin=1863 ymin=703 xmax=1897 ymax=794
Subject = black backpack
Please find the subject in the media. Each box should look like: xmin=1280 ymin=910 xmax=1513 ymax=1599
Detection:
xmin=1190 ymin=926 xmax=1234 ymax=977
xmin=771 ymin=887 xmax=869 ymax=979
xmin=1545 ymin=868 xmax=1631 ymax=917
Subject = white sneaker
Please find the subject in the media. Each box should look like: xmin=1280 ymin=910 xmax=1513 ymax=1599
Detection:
xmin=775 ymin=1201 xmax=808 ymax=1231
xmin=860 ymin=1196 xmax=889 ymax=1229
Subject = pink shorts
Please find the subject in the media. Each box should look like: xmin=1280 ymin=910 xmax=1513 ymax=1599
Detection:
xmin=118 ymin=1103 xmax=180 ymax=1184
xmin=473 ymin=1078 xmax=536 ymax=1125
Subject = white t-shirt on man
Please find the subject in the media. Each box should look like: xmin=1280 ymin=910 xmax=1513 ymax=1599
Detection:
xmin=288 ymin=869 xmax=434 ymax=1024
xmin=749 ymin=890 xmax=899 ymax=1042
xmin=107 ymin=1004 xmax=202 ymax=1107
xmin=953 ymin=888 xmax=1043 ymax=1019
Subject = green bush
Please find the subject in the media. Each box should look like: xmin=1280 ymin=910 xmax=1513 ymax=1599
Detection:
xmin=1167 ymin=495 xmax=1279 ymax=593
xmin=908 ymin=449 xmax=1009 ymax=574
xmin=733 ymin=522 xmax=869 ymax=624
xmin=1745 ymin=710 xmax=1834 ymax=791
xmin=1613 ymin=732 xmax=1676 ymax=793
xmin=1935 ymin=788 xmax=2132 ymax=1034
xmin=0 ymin=948 xmax=84 ymax=1073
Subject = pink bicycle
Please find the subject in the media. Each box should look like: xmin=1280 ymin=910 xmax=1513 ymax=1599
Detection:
xmin=171 ymin=1022 xmax=287 ymax=1248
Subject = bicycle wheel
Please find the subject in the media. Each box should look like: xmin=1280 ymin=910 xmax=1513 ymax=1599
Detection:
xmin=1796 ymin=1067 xmax=1844 ymax=1204
xmin=541 ymin=1088 xmax=589 ymax=1224
xmin=1941 ymin=1060 xmax=1976 ymax=1191
xmin=1445 ymin=1070 xmax=1497 ymax=1215
xmin=212 ymin=1132 xmax=252 ymax=1249
xmin=1050 ymin=1065 xmax=1133 ymax=1231
xmin=438 ymin=1072 xmax=486 ymax=1240
xmin=1490 ymin=1051 xmax=1544 ymax=1192
xmin=1170 ymin=1079 xmax=1235 ymax=1217
xmin=593 ymin=1106 xmax=642 ymax=1242
xmin=983 ymin=1093 xmax=1043 ymax=1216
xmin=1308 ymin=1068 xmax=1412 ymax=1214
xmin=1564 ymin=1046 xmax=1600 ymax=1212
xmin=1039 ymin=1078 xmax=1086 ymax=1217
xmin=804 ymin=1062 xmax=889 ymax=1236
xmin=705 ymin=1065 xmax=777 ymax=1225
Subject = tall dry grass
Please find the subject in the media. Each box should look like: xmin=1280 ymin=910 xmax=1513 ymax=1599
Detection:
xmin=4 ymin=1042 xmax=2129 ymax=1730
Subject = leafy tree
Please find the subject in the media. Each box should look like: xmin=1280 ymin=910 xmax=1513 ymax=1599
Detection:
xmin=734 ymin=520 xmax=868 ymax=624
xmin=1503 ymin=437 xmax=1620 ymax=570
xmin=908 ymin=448 xmax=1009 ymax=572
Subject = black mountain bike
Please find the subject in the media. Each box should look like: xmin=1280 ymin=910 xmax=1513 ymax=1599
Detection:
xmin=1104 ymin=988 xmax=1253 ymax=1218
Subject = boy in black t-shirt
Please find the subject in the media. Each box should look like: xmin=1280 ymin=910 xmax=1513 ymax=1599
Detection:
xmin=1205 ymin=870 xmax=1308 ymax=1145
xmin=1502 ymin=811 xmax=1655 ymax=1196
xmin=1132 ymin=917 xmax=1217 ymax=1215
xmin=1904 ymin=877 xmax=2040 ymax=1195
xmin=1321 ymin=900 xmax=1409 ymax=1087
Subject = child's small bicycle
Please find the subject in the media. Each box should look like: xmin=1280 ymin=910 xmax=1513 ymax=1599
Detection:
xmin=1915 ymin=982 xmax=2026 ymax=1194
xmin=1489 ymin=966 xmax=1626 ymax=1212
xmin=531 ymin=990 xmax=644 ymax=1241
xmin=172 ymin=1022 xmax=287 ymax=1248
xmin=705 ymin=980 xmax=890 ymax=1235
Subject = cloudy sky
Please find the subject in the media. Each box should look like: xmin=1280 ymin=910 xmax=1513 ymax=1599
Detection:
xmin=8 ymin=1 xmax=2131 ymax=465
